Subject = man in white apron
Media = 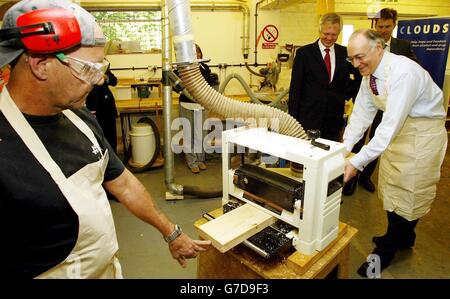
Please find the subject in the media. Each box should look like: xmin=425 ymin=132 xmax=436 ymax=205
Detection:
xmin=342 ymin=8 xmax=419 ymax=196
xmin=0 ymin=0 xmax=210 ymax=278
xmin=343 ymin=29 xmax=447 ymax=278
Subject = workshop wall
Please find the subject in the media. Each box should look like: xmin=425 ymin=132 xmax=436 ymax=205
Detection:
xmin=1 ymin=0 xmax=449 ymax=96
xmin=337 ymin=0 xmax=450 ymax=17
xmin=275 ymin=0 xmax=450 ymax=89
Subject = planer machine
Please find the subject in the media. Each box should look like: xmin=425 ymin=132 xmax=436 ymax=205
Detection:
xmin=209 ymin=126 xmax=346 ymax=258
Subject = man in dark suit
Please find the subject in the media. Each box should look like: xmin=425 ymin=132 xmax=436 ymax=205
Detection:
xmin=343 ymin=8 xmax=418 ymax=195
xmin=86 ymin=66 xmax=118 ymax=153
xmin=288 ymin=13 xmax=361 ymax=142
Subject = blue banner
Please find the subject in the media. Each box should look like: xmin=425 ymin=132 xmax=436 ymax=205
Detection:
xmin=397 ymin=18 xmax=450 ymax=88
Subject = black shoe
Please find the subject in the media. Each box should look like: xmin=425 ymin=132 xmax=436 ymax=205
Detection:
xmin=359 ymin=178 xmax=375 ymax=192
xmin=342 ymin=176 xmax=358 ymax=196
xmin=357 ymin=262 xmax=371 ymax=278
xmin=372 ymin=235 xmax=415 ymax=249
xmin=372 ymin=235 xmax=388 ymax=246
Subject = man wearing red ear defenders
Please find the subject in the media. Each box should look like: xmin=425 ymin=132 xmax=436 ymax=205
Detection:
xmin=0 ymin=0 xmax=210 ymax=279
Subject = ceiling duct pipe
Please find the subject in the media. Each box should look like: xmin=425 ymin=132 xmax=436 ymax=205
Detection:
xmin=167 ymin=0 xmax=307 ymax=138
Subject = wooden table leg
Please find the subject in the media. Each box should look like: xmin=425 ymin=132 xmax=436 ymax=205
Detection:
xmin=337 ymin=244 xmax=350 ymax=279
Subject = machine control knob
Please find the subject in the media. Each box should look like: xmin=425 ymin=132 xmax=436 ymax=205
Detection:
xmin=307 ymin=129 xmax=330 ymax=151
xmin=307 ymin=129 xmax=320 ymax=141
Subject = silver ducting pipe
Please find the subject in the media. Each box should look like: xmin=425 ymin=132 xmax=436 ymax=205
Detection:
xmin=168 ymin=0 xmax=196 ymax=64
xmin=168 ymin=1 xmax=252 ymax=62
xmin=162 ymin=0 xmax=183 ymax=195
xmin=167 ymin=0 xmax=306 ymax=138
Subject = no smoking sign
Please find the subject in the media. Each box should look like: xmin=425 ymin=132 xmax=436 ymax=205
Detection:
xmin=262 ymin=25 xmax=279 ymax=42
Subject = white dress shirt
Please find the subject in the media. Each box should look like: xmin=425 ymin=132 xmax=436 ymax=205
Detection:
xmin=343 ymin=51 xmax=445 ymax=170
xmin=318 ymin=40 xmax=336 ymax=82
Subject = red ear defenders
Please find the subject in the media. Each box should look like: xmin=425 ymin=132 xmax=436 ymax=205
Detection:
xmin=0 ymin=8 xmax=81 ymax=54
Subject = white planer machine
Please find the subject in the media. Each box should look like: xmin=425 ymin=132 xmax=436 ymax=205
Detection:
xmin=214 ymin=126 xmax=346 ymax=257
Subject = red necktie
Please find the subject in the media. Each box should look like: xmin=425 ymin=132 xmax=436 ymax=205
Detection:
xmin=324 ymin=48 xmax=331 ymax=83
xmin=369 ymin=75 xmax=379 ymax=95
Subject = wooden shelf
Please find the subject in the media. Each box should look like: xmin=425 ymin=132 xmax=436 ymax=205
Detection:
xmin=116 ymin=97 xmax=178 ymax=113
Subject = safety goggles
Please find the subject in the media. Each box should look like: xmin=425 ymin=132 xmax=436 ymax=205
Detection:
xmin=55 ymin=53 xmax=109 ymax=85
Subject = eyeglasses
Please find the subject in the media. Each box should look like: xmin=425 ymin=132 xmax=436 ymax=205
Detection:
xmin=346 ymin=48 xmax=373 ymax=64
xmin=56 ymin=53 xmax=109 ymax=85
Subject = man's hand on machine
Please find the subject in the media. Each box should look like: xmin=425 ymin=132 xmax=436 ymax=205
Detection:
xmin=168 ymin=234 xmax=211 ymax=268
xmin=344 ymin=160 xmax=358 ymax=183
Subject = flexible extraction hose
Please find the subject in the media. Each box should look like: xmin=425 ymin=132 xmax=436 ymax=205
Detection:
xmin=218 ymin=73 xmax=290 ymax=107
xmin=183 ymin=185 xmax=222 ymax=198
xmin=166 ymin=0 xmax=305 ymax=199
xmin=167 ymin=0 xmax=305 ymax=138
xmin=178 ymin=64 xmax=307 ymax=138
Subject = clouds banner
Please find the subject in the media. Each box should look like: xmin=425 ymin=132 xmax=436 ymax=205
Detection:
xmin=397 ymin=18 xmax=450 ymax=88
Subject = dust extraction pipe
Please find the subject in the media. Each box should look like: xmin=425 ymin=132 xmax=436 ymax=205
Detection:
xmin=162 ymin=0 xmax=221 ymax=198
xmin=162 ymin=0 xmax=183 ymax=196
xmin=167 ymin=0 xmax=307 ymax=138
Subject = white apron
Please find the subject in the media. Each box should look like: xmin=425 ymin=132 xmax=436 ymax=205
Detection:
xmin=366 ymin=62 xmax=448 ymax=221
xmin=0 ymin=88 xmax=122 ymax=278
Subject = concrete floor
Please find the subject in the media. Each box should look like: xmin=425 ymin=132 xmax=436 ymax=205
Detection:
xmin=111 ymin=138 xmax=450 ymax=279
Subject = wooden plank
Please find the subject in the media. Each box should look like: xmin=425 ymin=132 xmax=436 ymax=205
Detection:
xmin=165 ymin=192 xmax=184 ymax=201
xmin=197 ymin=204 xmax=275 ymax=253
xmin=197 ymin=208 xmax=223 ymax=224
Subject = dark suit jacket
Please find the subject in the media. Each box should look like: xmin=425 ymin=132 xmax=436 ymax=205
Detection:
xmin=288 ymin=40 xmax=361 ymax=141
xmin=390 ymin=37 xmax=418 ymax=62
xmin=86 ymin=69 xmax=118 ymax=152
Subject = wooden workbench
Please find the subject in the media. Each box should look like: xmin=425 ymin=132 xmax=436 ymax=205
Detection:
xmin=117 ymin=78 xmax=162 ymax=98
xmin=194 ymin=208 xmax=358 ymax=279
xmin=116 ymin=97 xmax=178 ymax=113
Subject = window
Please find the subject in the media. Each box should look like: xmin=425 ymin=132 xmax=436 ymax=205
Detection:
xmin=90 ymin=10 xmax=162 ymax=52
xmin=342 ymin=24 xmax=354 ymax=46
